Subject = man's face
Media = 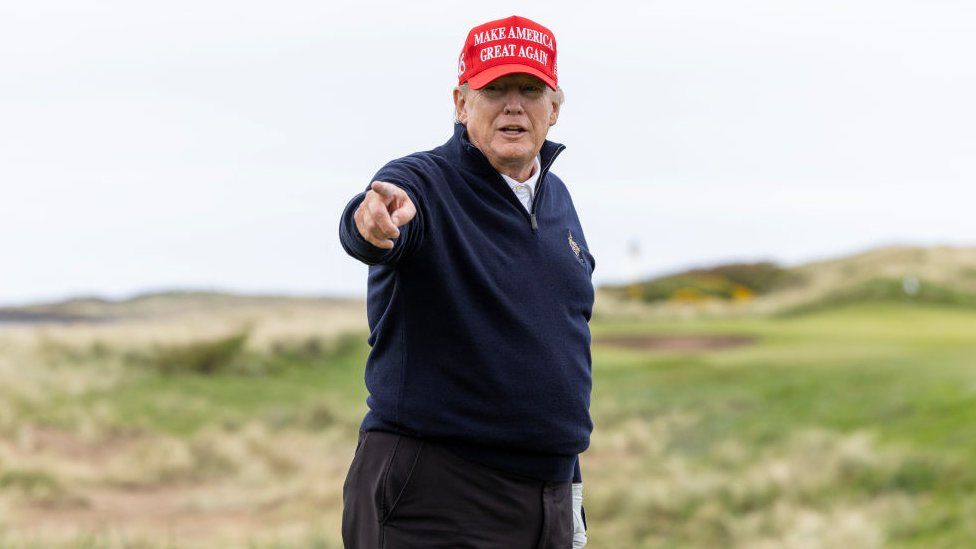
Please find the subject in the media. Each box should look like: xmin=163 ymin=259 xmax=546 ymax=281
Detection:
xmin=454 ymin=73 xmax=560 ymax=173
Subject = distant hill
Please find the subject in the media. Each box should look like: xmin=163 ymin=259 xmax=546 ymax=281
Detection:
xmin=0 ymin=290 xmax=362 ymax=324
xmin=599 ymin=245 xmax=976 ymax=316
xmin=6 ymin=245 xmax=976 ymax=324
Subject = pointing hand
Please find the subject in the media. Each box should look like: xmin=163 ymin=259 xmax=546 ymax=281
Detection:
xmin=354 ymin=181 xmax=417 ymax=250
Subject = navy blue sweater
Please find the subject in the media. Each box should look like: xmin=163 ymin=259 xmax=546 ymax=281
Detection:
xmin=339 ymin=123 xmax=595 ymax=482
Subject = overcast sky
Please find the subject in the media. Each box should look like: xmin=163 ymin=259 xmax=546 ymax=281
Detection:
xmin=1 ymin=0 xmax=974 ymax=306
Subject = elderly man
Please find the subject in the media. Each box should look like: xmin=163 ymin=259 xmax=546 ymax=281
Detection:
xmin=339 ymin=15 xmax=594 ymax=548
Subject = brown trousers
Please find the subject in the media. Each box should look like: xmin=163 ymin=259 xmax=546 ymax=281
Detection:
xmin=342 ymin=430 xmax=573 ymax=548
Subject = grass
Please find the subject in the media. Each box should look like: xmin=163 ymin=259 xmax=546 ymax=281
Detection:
xmin=587 ymin=302 xmax=976 ymax=547
xmin=14 ymin=332 xmax=369 ymax=436
xmin=777 ymin=278 xmax=976 ymax=316
xmin=2 ymin=300 xmax=976 ymax=546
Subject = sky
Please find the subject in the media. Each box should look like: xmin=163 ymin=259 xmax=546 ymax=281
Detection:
xmin=1 ymin=0 xmax=974 ymax=306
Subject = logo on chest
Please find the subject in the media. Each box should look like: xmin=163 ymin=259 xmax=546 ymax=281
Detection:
xmin=567 ymin=230 xmax=581 ymax=259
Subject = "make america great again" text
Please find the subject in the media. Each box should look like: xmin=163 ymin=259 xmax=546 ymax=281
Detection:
xmin=473 ymin=26 xmax=554 ymax=49
xmin=473 ymin=26 xmax=553 ymax=66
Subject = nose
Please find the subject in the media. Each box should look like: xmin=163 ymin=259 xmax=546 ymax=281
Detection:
xmin=503 ymin=90 xmax=524 ymax=115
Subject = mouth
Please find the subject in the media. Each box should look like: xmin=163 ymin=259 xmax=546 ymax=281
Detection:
xmin=498 ymin=125 xmax=528 ymax=137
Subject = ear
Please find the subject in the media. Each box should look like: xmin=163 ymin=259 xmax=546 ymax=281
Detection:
xmin=548 ymin=93 xmax=561 ymax=127
xmin=453 ymin=87 xmax=467 ymax=124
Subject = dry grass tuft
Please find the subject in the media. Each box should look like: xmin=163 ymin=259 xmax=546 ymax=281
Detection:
xmin=586 ymin=420 xmax=918 ymax=548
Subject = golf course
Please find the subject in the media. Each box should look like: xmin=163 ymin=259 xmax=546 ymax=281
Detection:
xmin=1 ymin=246 xmax=974 ymax=547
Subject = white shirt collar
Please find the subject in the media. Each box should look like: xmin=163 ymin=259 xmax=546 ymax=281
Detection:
xmin=499 ymin=155 xmax=542 ymax=211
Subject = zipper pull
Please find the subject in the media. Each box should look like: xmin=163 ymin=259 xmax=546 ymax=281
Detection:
xmin=530 ymin=213 xmax=538 ymax=230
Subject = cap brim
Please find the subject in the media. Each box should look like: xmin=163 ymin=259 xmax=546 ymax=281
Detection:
xmin=467 ymin=64 xmax=557 ymax=90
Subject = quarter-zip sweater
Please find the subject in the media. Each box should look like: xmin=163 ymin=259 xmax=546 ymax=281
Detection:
xmin=339 ymin=123 xmax=595 ymax=482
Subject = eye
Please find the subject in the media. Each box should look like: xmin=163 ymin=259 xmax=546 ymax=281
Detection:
xmin=521 ymin=84 xmax=543 ymax=95
xmin=479 ymin=85 xmax=503 ymax=98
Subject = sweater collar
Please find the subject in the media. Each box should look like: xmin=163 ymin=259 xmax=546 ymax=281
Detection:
xmin=449 ymin=122 xmax=565 ymax=177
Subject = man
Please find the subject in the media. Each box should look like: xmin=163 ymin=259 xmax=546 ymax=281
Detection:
xmin=339 ymin=15 xmax=594 ymax=548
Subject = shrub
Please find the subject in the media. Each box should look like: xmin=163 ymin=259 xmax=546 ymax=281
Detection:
xmin=128 ymin=330 xmax=365 ymax=377
xmin=269 ymin=333 xmax=364 ymax=365
xmin=143 ymin=329 xmax=251 ymax=376
xmin=607 ymin=262 xmax=803 ymax=303
xmin=0 ymin=469 xmax=78 ymax=505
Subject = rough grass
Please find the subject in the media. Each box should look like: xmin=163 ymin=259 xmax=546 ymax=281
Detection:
xmin=1 ymin=299 xmax=975 ymax=546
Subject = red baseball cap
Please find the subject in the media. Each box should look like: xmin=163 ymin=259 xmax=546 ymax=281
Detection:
xmin=457 ymin=15 xmax=558 ymax=90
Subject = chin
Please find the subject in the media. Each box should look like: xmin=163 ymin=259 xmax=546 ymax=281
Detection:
xmin=492 ymin=142 xmax=532 ymax=159
xmin=496 ymin=152 xmax=532 ymax=166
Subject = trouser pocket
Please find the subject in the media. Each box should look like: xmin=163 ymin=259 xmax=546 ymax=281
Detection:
xmin=376 ymin=433 xmax=425 ymax=525
xmin=343 ymin=431 xmax=425 ymax=548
